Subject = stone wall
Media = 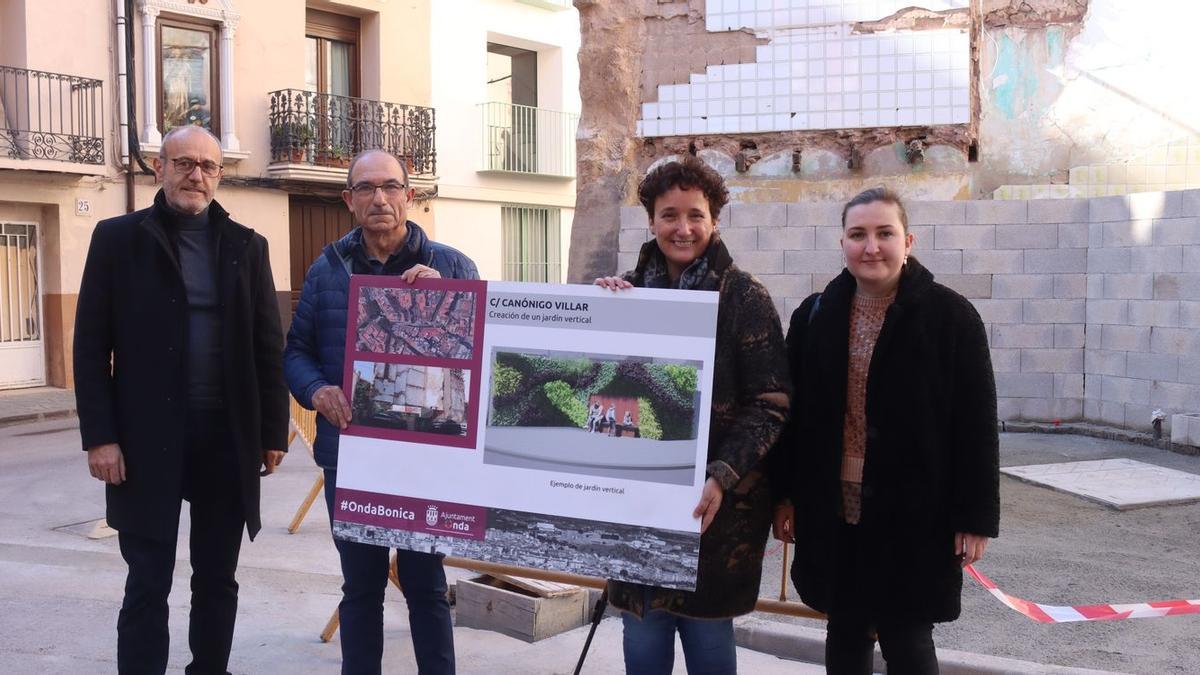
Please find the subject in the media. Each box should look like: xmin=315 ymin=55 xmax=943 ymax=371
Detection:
xmin=616 ymin=189 xmax=1200 ymax=432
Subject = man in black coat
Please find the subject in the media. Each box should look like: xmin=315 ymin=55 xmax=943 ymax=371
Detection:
xmin=74 ymin=125 xmax=289 ymax=675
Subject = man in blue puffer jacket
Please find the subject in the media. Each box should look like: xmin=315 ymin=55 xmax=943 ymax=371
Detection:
xmin=285 ymin=149 xmax=477 ymax=675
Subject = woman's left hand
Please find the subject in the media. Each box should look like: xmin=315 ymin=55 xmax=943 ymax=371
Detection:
xmin=594 ymin=276 xmax=633 ymax=291
xmin=693 ymin=477 xmax=724 ymax=534
xmin=954 ymin=532 xmax=989 ymax=567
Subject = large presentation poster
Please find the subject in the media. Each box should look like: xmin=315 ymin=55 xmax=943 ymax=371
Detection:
xmin=332 ymin=276 xmax=718 ymax=590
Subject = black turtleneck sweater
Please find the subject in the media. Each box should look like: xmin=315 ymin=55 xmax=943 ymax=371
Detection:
xmin=167 ymin=204 xmax=224 ymax=410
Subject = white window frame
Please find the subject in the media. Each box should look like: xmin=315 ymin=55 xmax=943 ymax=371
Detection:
xmin=501 ymin=205 xmax=562 ymax=283
xmin=137 ymin=0 xmax=247 ymax=161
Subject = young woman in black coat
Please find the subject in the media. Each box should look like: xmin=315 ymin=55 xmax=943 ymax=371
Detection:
xmin=772 ymin=188 xmax=1000 ymax=674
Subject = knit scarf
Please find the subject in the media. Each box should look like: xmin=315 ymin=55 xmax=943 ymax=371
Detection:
xmin=631 ymin=233 xmax=732 ymax=292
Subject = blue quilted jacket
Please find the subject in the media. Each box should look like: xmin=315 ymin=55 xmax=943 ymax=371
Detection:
xmin=283 ymin=222 xmax=479 ymax=468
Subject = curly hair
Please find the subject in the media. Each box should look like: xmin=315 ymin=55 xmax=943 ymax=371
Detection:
xmin=841 ymin=186 xmax=909 ymax=233
xmin=638 ymin=156 xmax=729 ymax=221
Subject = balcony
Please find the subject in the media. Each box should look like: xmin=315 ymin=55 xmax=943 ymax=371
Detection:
xmin=267 ymin=89 xmax=436 ymax=185
xmin=479 ymin=102 xmax=578 ymax=179
xmin=0 ymin=66 xmax=104 ymax=172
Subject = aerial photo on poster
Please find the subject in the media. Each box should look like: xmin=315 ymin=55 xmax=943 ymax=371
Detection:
xmin=355 ymin=286 xmax=477 ymax=360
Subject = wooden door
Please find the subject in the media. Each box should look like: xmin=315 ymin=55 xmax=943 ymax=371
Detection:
xmin=289 ymin=196 xmax=355 ymax=311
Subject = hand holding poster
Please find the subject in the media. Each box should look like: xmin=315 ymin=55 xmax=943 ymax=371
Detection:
xmin=332 ymin=277 xmax=717 ymax=590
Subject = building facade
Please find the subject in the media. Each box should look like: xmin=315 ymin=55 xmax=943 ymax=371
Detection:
xmin=576 ymin=0 xmax=1200 ymax=435
xmin=569 ymin=0 xmax=1200 ymax=282
xmin=0 ymin=0 xmax=580 ymax=390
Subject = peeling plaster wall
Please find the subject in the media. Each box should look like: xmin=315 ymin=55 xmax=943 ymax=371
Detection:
xmin=978 ymin=2 xmax=1200 ymax=191
xmin=569 ymin=0 xmax=1200 ymax=281
xmin=982 ymin=0 xmax=1088 ymax=28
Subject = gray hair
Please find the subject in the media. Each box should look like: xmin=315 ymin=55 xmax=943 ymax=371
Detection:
xmin=346 ymin=149 xmax=409 ymax=188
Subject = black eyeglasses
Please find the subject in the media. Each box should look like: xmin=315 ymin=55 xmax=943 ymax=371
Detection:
xmin=170 ymin=157 xmax=223 ymax=177
xmin=349 ymin=181 xmax=407 ymax=198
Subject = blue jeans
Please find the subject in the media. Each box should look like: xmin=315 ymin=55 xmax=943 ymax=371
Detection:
xmin=621 ymin=590 xmax=737 ymax=675
xmin=323 ymin=469 xmax=455 ymax=675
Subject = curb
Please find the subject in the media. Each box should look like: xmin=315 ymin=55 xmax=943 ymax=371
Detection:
xmin=1002 ymin=421 xmax=1199 ymax=457
xmin=733 ymin=616 xmax=1131 ymax=675
xmin=0 ymin=408 xmax=76 ymax=429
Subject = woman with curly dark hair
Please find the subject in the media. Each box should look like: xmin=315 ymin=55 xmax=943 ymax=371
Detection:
xmin=772 ymin=187 xmax=1000 ymax=674
xmin=596 ymin=156 xmax=790 ymax=674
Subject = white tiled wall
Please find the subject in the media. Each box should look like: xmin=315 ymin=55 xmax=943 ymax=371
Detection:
xmin=705 ymin=0 xmax=968 ymax=32
xmin=637 ymin=0 xmax=971 ymax=137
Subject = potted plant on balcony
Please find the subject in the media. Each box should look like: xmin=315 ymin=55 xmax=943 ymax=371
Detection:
xmin=317 ymin=142 xmax=352 ymax=169
xmin=331 ymin=143 xmax=352 ymax=169
xmin=271 ymin=120 xmax=314 ymax=163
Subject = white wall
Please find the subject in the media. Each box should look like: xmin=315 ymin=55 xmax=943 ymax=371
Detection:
xmin=429 ymin=0 xmax=580 ymax=282
xmin=979 ymin=1 xmax=1200 ymax=181
xmin=436 ymin=199 xmax=574 ymax=283
xmin=430 ymin=0 xmax=579 ymax=192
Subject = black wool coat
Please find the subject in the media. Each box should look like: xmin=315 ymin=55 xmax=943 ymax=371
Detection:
xmin=775 ymin=257 xmax=999 ymax=623
xmin=74 ymin=191 xmax=289 ymax=542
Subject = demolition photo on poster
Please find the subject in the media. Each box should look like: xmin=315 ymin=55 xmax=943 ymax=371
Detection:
xmin=333 ymin=279 xmax=718 ymax=590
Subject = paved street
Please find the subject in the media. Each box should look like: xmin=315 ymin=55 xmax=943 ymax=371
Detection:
xmin=760 ymin=433 xmax=1200 ymax=674
xmin=0 ymin=418 xmax=815 ymax=674
xmin=2 ymin=413 xmax=1196 ymax=673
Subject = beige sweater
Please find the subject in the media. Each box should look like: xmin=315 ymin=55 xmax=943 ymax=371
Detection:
xmin=841 ymin=292 xmax=895 ymax=524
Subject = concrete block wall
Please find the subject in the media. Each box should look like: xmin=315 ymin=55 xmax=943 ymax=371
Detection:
xmin=1083 ymin=191 xmax=1200 ymax=430
xmin=615 ymin=189 xmax=1200 ymax=432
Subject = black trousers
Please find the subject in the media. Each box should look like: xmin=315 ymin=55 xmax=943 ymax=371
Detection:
xmin=824 ymin=523 xmax=939 ymax=675
xmin=116 ymin=410 xmax=245 ymax=675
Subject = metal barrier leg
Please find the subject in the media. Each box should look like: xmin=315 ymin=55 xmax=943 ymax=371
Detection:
xmin=573 ymin=587 xmax=608 ymax=675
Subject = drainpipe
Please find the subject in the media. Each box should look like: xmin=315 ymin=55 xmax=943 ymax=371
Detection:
xmin=116 ymin=0 xmax=132 ymax=212
xmin=118 ymin=0 xmax=154 ymax=213
xmin=115 ymin=0 xmax=129 ymax=166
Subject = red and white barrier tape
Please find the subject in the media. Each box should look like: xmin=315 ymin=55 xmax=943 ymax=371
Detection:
xmin=965 ymin=565 xmax=1200 ymax=623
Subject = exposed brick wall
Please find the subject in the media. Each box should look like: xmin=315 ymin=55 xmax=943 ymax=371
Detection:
xmin=617 ymin=188 xmax=1200 ymax=432
xmin=641 ymin=0 xmax=766 ymax=101
xmin=983 ymin=0 xmax=1089 ymax=27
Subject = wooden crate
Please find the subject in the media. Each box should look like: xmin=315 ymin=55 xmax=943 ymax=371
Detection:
xmin=455 ymin=575 xmax=590 ymax=642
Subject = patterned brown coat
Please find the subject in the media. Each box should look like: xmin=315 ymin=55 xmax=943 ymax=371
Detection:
xmin=607 ymin=237 xmax=790 ymax=619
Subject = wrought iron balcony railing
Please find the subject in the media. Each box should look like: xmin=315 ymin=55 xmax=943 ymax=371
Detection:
xmin=268 ymin=89 xmax=436 ymax=177
xmin=0 ymin=66 xmax=104 ymax=165
xmin=479 ymin=102 xmax=578 ymax=178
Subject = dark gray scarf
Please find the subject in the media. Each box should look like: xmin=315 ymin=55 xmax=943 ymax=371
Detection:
xmin=630 ymin=233 xmax=732 ymax=292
